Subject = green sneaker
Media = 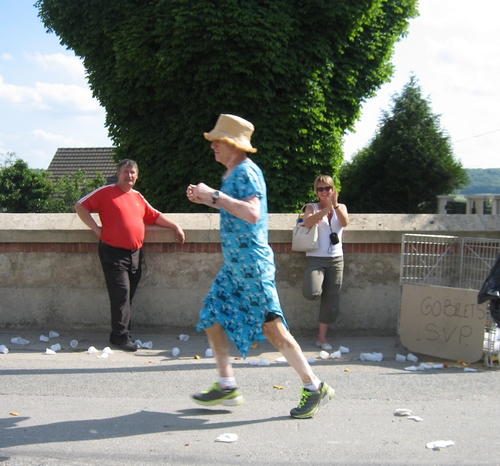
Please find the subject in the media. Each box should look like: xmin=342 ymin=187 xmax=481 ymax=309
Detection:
xmin=290 ymin=382 xmax=335 ymax=419
xmin=192 ymin=382 xmax=244 ymax=407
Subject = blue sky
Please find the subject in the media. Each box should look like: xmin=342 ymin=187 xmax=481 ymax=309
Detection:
xmin=1 ymin=0 xmax=499 ymax=170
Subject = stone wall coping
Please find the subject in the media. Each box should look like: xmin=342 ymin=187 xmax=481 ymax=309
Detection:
xmin=0 ymin=213 xmax=499 ymax=244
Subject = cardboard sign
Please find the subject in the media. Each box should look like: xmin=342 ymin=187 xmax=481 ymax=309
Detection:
xmin=400 ymin=284 xmax=488 ymax=362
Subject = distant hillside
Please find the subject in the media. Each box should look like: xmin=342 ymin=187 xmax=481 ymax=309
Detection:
xmin=459 ymin=168 xmax=500 ymax=194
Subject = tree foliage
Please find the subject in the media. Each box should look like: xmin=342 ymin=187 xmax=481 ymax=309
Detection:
xmin=339 ymin=76 xmax=469 ymax=213
xmin=46 ymin=169 xmax=106 ymax=213
xmin=0 ymin=153 xmax=106 ymax=213
xmin=36 ymin=0 xmax=418 ymax=212
xmin=0 ymin=154 xmax=53 ymax=213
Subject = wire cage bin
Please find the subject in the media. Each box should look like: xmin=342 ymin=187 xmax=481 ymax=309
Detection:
xmin=400 ymin=234 xmax=500 ymax=366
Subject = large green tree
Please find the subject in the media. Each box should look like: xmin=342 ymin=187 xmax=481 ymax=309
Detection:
xmin=36 ymin=0 xmax=418 ymax=212
xmin=339 ymin=76 xmax=469 ymax=213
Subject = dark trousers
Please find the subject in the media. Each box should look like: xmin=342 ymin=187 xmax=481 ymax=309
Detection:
xmin=98 ymin=241 xmax=143 ymax=343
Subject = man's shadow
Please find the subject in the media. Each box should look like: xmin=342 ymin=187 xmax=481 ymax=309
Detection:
xmin=0 ymin=408 xmax=289 ymax=449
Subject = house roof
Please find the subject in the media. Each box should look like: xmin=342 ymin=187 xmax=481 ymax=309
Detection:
xmin=47 ymin=148 xmax=118 ymax=184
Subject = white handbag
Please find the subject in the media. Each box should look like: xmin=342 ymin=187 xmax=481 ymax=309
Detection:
xmin=291 ymin=205 xmax=319 ymax=252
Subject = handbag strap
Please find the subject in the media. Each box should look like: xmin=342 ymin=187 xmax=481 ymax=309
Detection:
xmin=297 ymin=204 xmax=313 ymax=225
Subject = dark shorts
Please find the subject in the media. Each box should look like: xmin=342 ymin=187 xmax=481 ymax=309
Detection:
xmin=265 ymin=312 xmax=280 ymax=323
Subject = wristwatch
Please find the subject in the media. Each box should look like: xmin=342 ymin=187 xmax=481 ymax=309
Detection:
xmin=212 ymin=190 xmax=220 ymax=204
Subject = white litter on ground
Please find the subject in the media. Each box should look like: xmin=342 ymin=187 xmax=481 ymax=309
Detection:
xmin=394 ymin=408 xmax=412 ymax=416
xmin=215 ymin=433 xmax=238 ymax=443
xmin=426 ymin=440 xmax=455 ymax=449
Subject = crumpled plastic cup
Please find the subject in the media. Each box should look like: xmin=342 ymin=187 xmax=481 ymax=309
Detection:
xmin=0 ymin=345 xmax=9 ymax=354
xmin=426 ymin=440 xmax=455 ymax=449
xmin=50 ymin=343 xmax=61 ymax=352
xmin=330 ymin=350 xmax=342 ymax=359
xmin=179 ymin=334 xmax=189 ymax=341
xmin=320 ymin=350 xmax=330 ymax=359
xmin=171 ymin=347 xmax=180 ymax=357
xmin=215 ymin=433 xmax=238 ymax=443
xmin=87 ymin=346 xmax=99 ymax=354
xmin=97 ymin=352 xmax=109 ymax=359
xmin=407 ymin=353 xmax=418 ymax=362
xmin=11 ymin=337 xmax=30 ymax=345
xmin=360 ymin=352 xmax=383 ymax=362
xmin=205 ymin=348 xmax=213 ymax=357
xmin=102 ymin=347 xmax=114 ymax=354
xmin=45 ymin=348 xmax=56 ymax=355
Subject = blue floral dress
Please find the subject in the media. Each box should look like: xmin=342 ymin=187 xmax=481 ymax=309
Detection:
xmin=196 ymin=159 xmax=288 ymax=357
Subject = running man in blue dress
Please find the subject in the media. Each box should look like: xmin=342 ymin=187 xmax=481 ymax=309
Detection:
xmin=186 ymin=114 xmax=334 ymax=419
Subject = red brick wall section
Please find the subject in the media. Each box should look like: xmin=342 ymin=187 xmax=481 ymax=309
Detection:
xmin=0 ymin=242 xmax=401 ymax=254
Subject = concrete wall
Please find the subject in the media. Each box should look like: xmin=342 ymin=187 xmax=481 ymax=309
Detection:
xmin=1 ymin=213 xmax=499 ymax=336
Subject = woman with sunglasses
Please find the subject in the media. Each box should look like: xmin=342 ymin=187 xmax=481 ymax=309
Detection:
xmin=301 ymin=175 xmax=349 ymax=351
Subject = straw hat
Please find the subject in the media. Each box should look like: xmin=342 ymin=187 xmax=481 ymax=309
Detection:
xmin=204 ymin=114 xmax=257 ymax=153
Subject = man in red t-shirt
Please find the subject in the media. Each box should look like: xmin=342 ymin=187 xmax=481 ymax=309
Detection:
xmin=75 ymin=159 xmax=185 ymax=351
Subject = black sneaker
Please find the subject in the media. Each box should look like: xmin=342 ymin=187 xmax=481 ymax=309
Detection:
xmin=111 ymin=340 xmax=139 ymax=352
xmin=290 ymin=382 xmax=335 ymax=419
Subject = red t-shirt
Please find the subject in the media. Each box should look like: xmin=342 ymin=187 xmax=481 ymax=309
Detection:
xmin=78 ymin=184 xmax=161 ymax=250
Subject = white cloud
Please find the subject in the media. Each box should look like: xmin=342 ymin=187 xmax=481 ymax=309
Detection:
xmin=1 ymin=53 xmax=13 ymax=61
xmin=26 ymin=52 xmax=86 ymax=79
xmin=31 ymin=129 xmax=83 ymax=146
xmin=0 ymin=74 xmax=100 ymax=111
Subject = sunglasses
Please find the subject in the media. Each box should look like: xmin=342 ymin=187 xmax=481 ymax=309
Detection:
xmin=317 ymin=186 xmax=333 ymax=193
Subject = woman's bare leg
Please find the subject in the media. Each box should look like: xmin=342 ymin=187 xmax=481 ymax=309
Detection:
xmin=263 ymin=318 xmax=315 ymax=384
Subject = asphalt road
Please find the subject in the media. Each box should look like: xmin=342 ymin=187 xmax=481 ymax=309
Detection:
xmin=1 ymin=331 xmax=499 ymax=465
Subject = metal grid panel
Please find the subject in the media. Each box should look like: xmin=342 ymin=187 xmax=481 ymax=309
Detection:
xmin=400 ymin=234 xmax=500 ymax=365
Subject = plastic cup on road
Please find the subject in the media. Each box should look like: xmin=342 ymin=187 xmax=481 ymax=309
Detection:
xmin=142 ymin=341 xmax=153 ymax=349
xmin=0 ymin=345 xmax=9 ymax=354
xmin=171 ymin=347 xmax=180 ymax=357
xmin=11 ymin=337 xmax=30 ymax=345
xmin=407 ymin=353 xmax=418 ymax=362
xmin=205 ymin=348 xmax=213 ymax=357
xmin=49 ymin=331 xmax=59 ymax=338
xmin=69 ymin=340 xmax=78 ymax=349
xmin=395 ymin=353 xmax=406 ymax=362
xmin=40 ymin=335 xmax=50 ymax=342
xmin=50 ymin=343 xmax=61 ymax=352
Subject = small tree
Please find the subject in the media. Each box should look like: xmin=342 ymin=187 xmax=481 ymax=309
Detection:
xmin=0 ymin=154 xmax=53 ymax=213
xmin=340 ymin=76 xmax=468 ymax=213
xmin=47 ymin=169 xmax=106 ymax=213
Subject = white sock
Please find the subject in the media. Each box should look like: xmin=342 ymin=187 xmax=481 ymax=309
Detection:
xmin=219 ymin=377 xmax=237 ymax=390
xmin=303 ymin=377 xmax=322 ymax=392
